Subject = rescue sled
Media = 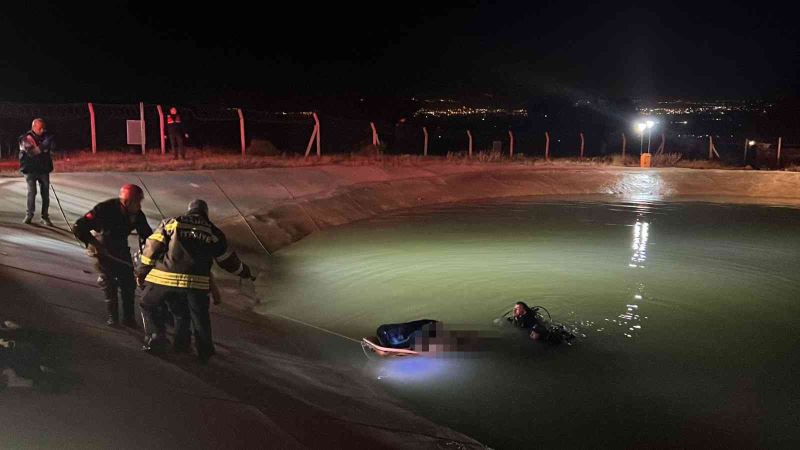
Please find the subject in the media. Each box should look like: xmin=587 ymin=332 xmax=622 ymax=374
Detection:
xmin=361 ymin=337 xmax=420 ymax=358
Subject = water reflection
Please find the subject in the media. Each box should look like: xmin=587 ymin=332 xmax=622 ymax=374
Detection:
xmin=612 ymin=214 xmax=651 ymax=338
xmin=370 ymin=355 xmax=459 ymax=384
xmin=628 ymin=217 xmax=650 ymax=337
xmin=629 ymin=221 xmax=649 ymax=268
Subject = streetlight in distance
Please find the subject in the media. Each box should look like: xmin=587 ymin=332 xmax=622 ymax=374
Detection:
xmin=646 ymin=120 xmax=656 ymax=153
xmin=636 ymin=122 xmax=647 ymax=155
xmin=744 ymin=140 xmax=757 ymax=166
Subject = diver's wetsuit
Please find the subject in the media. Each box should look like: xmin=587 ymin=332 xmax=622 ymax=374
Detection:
xmin=508 ymin=311 xmax=550 ymax=337
xmin=376 ymin=319 xmax=438 ymax=349
xmin=507 ymin=310 xmax=572 ymax=344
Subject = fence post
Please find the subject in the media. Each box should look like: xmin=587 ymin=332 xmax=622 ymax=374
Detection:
xmin=621 ymin=132 xmax=626 ymax=159
xmin=777 ymin=137 xmax=782 ymax=168
xmin=314 ymin=112 xmax=321 ymax=157
xmin=423 ymin=126 xmax=429 ymax=156
xmin=237 ymin=108 xmax=246 ymax=159
xmin=579 ymin=132 xmax=585 ymax=159
xmin=508 ymin=130 xmax=514 ymax=158
xmin=467 ymin=130 xmax=473 ymax=158
xmin=139 ymin=102 xmax=146 ymax=156
xmin=304 ymin=117 xmax=318 ymax=158
xmin=545 ymin=131 xmax=550 ymax=161
xmin=370 ymin=122 xmax=380 ymax=146
xmin=88 ymin=102 xmax=97 ymax=154
xmin=708 ymin=136 xmax=720 ymax=160
xmin=708 ymin=136 xmax=713 ymax=160
xmin=156 ymin=105 xmax=165 ymax=155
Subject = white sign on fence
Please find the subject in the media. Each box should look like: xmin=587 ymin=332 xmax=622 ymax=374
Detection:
xmin=126 ymin=120 xmax=143 ymax=145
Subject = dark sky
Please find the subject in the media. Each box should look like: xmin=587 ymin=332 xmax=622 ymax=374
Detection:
xmin=1 ymin=1 xmax=797 ymax=104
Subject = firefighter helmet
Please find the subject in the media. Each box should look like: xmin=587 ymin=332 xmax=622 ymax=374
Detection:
xmin=119 ymin=184 xmax=144 ymax=202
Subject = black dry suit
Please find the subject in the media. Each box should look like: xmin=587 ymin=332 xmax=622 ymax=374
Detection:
xmin=74 ymin=198 xmax=152 ymax=324
xmin=508 ymin=307 xmax=574 ymax=345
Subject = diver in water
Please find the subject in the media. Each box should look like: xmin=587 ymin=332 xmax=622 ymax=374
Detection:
xmin=507 ymin=301 xmax=575 ymax=344
xmin=365 ymin=302 xmax=576 ymax=357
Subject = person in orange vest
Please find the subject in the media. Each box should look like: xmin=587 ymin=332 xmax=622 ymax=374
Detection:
xmin=166 ymin=106 xmax=187 ymax=159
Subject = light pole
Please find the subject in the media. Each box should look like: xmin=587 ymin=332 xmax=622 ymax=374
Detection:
xmin=745 ymin=140 xmax=756 ymax=165
xmin=646 ymin=120 xmax=655 ymax=153
xmin=636 ymin=122 xmax=646 ymax=155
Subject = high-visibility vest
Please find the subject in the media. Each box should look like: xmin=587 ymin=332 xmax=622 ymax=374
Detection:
xmin=167 ymin=113 xmax=182 ymax=125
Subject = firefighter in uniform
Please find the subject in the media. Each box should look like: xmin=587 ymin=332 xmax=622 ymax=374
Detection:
xmin=166 ymin=106 xmax=186 ymax=159
xmin=136 ymin=199 xmax=253 ymax=363
xmin=74 ymin=184 xmax=153 ymax=327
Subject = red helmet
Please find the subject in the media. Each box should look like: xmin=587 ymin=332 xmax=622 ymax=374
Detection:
xmin=119 ymin=184 xmax=144 ymax=202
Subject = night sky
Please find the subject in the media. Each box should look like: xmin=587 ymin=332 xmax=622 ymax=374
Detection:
xmin=1 ymin=1 xmax=797 ymax=105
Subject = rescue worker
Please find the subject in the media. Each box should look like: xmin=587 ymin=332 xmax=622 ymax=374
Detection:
xmin=166 ymin=106 xmax=186 ymax=159
xmin=507 ymin=302 xmax=544 ymax=337
xmin=74 ymin=184 xmax=153 ymax=327
xmin=136 ymin=199 xmax=253 ymax=363
xmin=506 ymin=302 xmax=575 ymax=344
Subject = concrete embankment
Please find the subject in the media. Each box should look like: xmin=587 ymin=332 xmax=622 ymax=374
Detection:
xmin=21 ymin=164 xmax=795 ymax=255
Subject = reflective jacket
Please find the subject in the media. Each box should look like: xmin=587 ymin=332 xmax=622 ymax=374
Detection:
xmin=136 ymin=213 xmax=245 ymax=290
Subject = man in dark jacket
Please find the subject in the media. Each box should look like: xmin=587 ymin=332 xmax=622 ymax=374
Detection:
xmin=136 ymin=199 xmax=253 ymax=363
xmin=19 ymin=118 xmax=55 ymax=225
xmin=74 ymin=184 xmax=153 ymax=327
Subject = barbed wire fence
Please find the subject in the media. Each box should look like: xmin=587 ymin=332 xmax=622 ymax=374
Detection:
xmin=0 ymin=101 xmax=796 ymax=168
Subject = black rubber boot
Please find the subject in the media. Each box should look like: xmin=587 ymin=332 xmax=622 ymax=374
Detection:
xmin=142 ymin=335 xmax=170 ymax=354
xmin=105 ymin=301 xmax=119 ymax=326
